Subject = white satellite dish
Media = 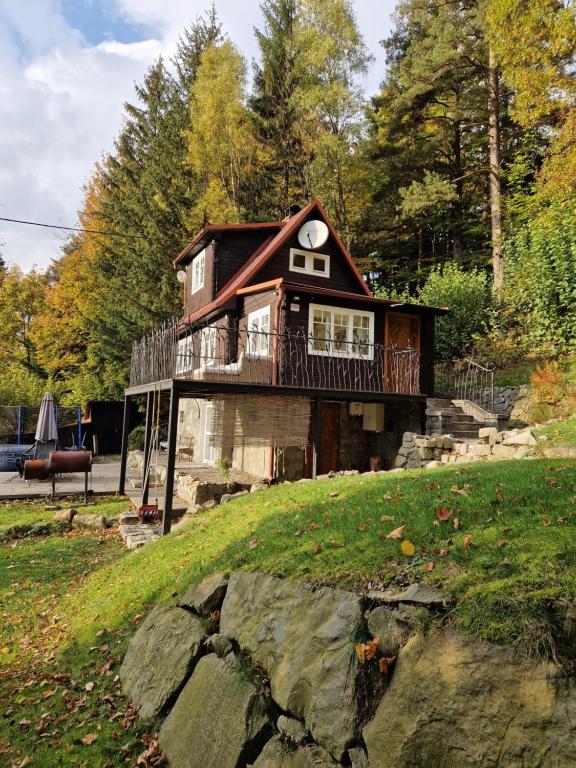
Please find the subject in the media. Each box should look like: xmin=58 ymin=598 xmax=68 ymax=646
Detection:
xmin=176 ymin=270 xmax=187 ymax=284
xmin=298 ymin=219 xmax=329 ymax=249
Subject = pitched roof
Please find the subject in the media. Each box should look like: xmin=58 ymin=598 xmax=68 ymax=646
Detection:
xmin=173 ymin=222 xmax=283 ymax=267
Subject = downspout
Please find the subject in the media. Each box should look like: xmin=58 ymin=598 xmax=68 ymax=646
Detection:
xmin=268 ymin=285 xmax=285 ymax=481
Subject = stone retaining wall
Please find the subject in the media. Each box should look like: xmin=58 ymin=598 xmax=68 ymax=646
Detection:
xmin=394 ymin=426 xmax=538 ymax=470
xmin=120 ymin=572 xmax=576 ymax=767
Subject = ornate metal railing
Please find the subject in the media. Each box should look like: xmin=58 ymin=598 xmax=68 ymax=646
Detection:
xmin=130 ymin=319 xmax=421 ymax=395
xmin=434 ymin=358 xmax=495 ymax=413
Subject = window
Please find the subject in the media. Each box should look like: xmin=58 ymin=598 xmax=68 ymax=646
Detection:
xmin=191 ymin=249 xmax=205 ymax=294
xmin=176 ymin=335 xmax=194 ymax=374
xmin=247 ymin=305 xmax=270 ymax=357
xmin=289 ymin=248 xmax=330 ymax=277
xmin=308 ymin=303 xmax=374 ymax=359
xmin=203 ymin=403 xmax=216 ymax=464
xmin=200 ymin=326 xmax=217 ymax=366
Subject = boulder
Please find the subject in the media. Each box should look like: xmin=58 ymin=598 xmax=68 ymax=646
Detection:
xmin=348 ymin=746 xmax=369 ymax=768
xmin=251 ymin=482 xmax=269 ymax=493
xmin=72 ymin=514 xmax=107 ymax=530
xmin=253 ymin=737 xmax=336 ymax=767
xmin=220 ymin=572 xmax=363 ymax=761
xmin=221 ymin=490 xmax=250 ymax=504
xmin=502 ymin=428 xmax=537 ymax=447
xmin=205 ymin=633 xmax=234 ymax=658
xmin=119 ymin=605 xmax=205 ymax=719
xmin=180 ymin=573 xmax=229 ymax=616
xmin=367 ymin=607 xmax=411 ymax=657
xmin=363 ymin=629 xmax=576 ymax=768
xmin=492 ymin=443 xmax=517 ymax=459
xmin=478 ymin=427 xmax=498 ymax=444
xmin=277 ymin=715 xmax=308 ymax=745
xmin=468 ymin=444 xmax=491 ymax=457
xmin=52 ymin=507 xmax=77 ymax=524
xmin=159 ymin=654 xmax=272 ymax=768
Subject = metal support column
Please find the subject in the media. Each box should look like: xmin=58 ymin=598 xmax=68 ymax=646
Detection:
xmin=118 ymin=395 xmax=131 ymax=495
xmin=312 ymin=396 xmax=323 ymax=479
xmin=141 ymin=391 xmax=153 ymax=505
xmin=162 ymin=387 xmax=179 ymax=536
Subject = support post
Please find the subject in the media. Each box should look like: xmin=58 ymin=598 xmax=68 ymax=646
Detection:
xmin=141 ymin=391 xmax=153 ymax=505
xmin=118 ymin=395 xmax=131 ymax=495
xmin=77 ymin=405 xmax=82 ymax=449
xmin=162 ymin=386 xmax=179 ymax=536
xmin=17 ymin=405 xmax=22 ymax=446
xmin=312 ymin=396 xmax=323 ymax=479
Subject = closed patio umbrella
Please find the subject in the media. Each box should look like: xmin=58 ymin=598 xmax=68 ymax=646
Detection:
xmin=35 ymin=392 xmax=58 ymax=443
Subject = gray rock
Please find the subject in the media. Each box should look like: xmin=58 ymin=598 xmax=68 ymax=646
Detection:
xmin=159 ymin=654 xmax=272 ymax=768
xmin=202 ymin=499 xmax=217 ymax=510
xmin=220 ymin=572 xmax=362 ymax=761
xmin=72 ymin=513 xmax=107 ymax=530
xmin=348 ymin=746 xmax=369 ymax=768
xmin=180 ymin=573 xmax=229 ymax=616
xmin=119 ymin=511 xmax=140 ymax=525
xmin=251 ymin=482 xmax=269 ymax=493
xmin=502 ymin=428 xmax=537 ymax=447
xmin=253 ymin=737 xmax=336 ymax=767
xmin=277 ymin=715 xmax=308 ymax=745
xmin=53 ymin=507 xmax=77 ymax=524
xmin=369 ymin=583 xmax=448 ymax=610
xmin=367 ymin=607 xmax=411 ymax=657
xmin=205 ymin=633 xmax=233 ymax=658
xmin=120 ymin=605 xmax=205 ymax=719
xmin=363 ymin=630 xmax=576 ymax=767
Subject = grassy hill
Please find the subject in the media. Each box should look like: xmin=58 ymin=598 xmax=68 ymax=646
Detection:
xmin=2 ymin=458 xmax=576 ymax=766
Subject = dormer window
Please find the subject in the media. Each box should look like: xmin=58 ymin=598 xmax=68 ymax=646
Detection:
xmin=191 ymin=249 xmax=205 ymax=294
xmin=289 ymin=248 xmax=330 ymax=278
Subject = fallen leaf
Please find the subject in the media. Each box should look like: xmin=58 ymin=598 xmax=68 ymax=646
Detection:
xmin=365 ymin=637 xmax=379 ymax=661
xmin=495 ymin=539 xmax=506 ymax=548
xmin=558 ymin=517 xmax=568 ymax=524
xmin=309 ymin=522 xmax=320 ymax=530
xmin=378 ymin=656 xmax=397 ymax=675
xmin=439 ymin=548 xmax=448 ymax=557
xmin=463 ymin=534 xmax=472 ymax=550
xmin=426 ymin=482 xmax=439 ymax=490
xmin=329 ymin=492 xmax=339 ymax=498
xmin=400 ymin=540 xmax=416 ymax=556
xmin=312 ymin=543 xmax=322 ymax=555
xmin=357 ymin=523 xmax=367 ymax=532
xmin=453 ymin=517 xmax=460 ymax=529
xmin=386 ymin=525 xmax=405 ymax=540
xmin=543 ymin=519 xmax=552 ymax=527
xmin=424 ymin=561 xmax=434 ymax=571
xmin=436 ymin=507 xmax=452 ymax=521
xmin=81 ymin=733 xmax=98 ymax=746
xmin=380 ymin=515 xmax=395 ymax=522
xmin=248 ymin=538 xmax=260 ymax=550
xmin=355 ymin=643 xmax=366 ymax=664
xmin=84 ymin=682 xmax=95 ymax=692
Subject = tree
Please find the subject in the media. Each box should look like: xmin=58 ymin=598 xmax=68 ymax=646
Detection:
xmin=0 ymin=266 xmax=48 ymax=377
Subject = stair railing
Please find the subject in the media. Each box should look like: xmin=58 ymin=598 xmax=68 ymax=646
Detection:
xmin=434 ymin=358 xmax=495 ymax=414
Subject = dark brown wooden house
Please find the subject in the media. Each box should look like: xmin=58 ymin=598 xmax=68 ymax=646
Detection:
xmin=121 ymin=200 xmax=448 ymax=530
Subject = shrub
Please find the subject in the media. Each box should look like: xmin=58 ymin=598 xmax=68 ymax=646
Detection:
xmin=418 ymin=263 xmax=490 ymax=360
xmin=531 ymin=362 xmax=566 ymax=406
xmin=128 ymin=425 xmax=145 ymax=451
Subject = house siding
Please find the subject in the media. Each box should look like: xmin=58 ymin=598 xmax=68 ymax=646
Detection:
xmin=213 ymin=230 xmax=278 ymax=293
xmin=184 ymin=242 xmax=215 ymax=317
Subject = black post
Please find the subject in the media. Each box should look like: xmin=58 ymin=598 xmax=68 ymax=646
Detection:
xmin=141 ymin=391 xmax=153 ymax=505
xmin=312 ymin=396 xmax=323 ymax=479
xmin=162 ymin=387 xmax=179 ymax=536
xmin=118 ymin=395 xmax=131 ymax=495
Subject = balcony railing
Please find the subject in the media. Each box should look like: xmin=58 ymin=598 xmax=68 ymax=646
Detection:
xmin=130 ymin=320 xmax=421 ymax=395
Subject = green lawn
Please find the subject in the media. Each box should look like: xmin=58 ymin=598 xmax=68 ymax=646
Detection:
xmin=0 ymin=497 xmax=127 ymax=537
xmin=2 ymin=461 xmax=576 ymax=766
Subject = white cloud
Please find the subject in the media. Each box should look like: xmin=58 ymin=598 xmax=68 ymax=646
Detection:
xmin=0 ymin=0 xmax=394 ymax=271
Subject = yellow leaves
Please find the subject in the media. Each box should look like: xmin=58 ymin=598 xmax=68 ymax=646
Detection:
xmin=0 ymin=646 xmax=9 ymax=654
xmin=400 ymin=540 xmax=416 ymax=557
xmin=380 ymin=514 xmax=395 ymax=522
xmin=463 ymin=535 xmax=473 ymax=550
xmin=356 ymin=637 xmax=380 ymax=664
xmin=386 ymin=525 xmax=405 ymax=540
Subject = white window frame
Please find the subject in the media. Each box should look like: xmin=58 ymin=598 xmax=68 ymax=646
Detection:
xmin=176 ymin=335 xmax=194 ymax=374
xmin=200 ymin=326 xmax=217 ymax=366
xmin=247 ymin=305 xmax=271 ymax=357
xmin=308 ymin=303 xmax=374 ymax=360
xmin=289 ymin=248 xmax=330 ymax=278
xmin=203 ymin=402 xmax=216 ymax=464
xmin=191 ymin=249 xmax=205 ymax=294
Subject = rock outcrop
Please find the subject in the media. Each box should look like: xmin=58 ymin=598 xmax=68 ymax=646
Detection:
xmin=179 ymin=572 xmax=228 ymax=616
xmin=220 ymin=572 xmax=362 ymax=761
xmin=119 ymin=605 xmax=205 ymax=719
xmin=253 ymin=736 xmax=336 ymax=767
xmin=159 ymin=653 xmax=272 ymax=768
xmin=363 ymin=629 xmax=576 ymax=767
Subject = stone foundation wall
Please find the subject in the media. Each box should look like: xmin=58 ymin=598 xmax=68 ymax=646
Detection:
xmin=483 ymin=385 xmax=529 ymax=417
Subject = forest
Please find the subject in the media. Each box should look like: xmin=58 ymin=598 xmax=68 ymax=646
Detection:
xmin=1 ymin=0 xmax=575 ymax=406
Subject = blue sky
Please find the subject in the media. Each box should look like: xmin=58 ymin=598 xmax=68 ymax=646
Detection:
xmin=0 ymin=0 xmax=395 ymax=270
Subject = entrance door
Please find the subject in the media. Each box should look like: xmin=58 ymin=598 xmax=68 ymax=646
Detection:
xmin=304 ymin=401 xmax=340 ymax=476
xmin=385 ymin=314 xmax=420 ymax=394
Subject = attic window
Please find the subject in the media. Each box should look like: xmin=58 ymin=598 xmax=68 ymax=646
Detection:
xmin=191 ymin=249 xmax=205 ymax=294
xmin=289 ymin=248 xmax=330 ymax=278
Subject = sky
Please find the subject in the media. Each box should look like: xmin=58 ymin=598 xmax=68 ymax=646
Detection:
xmin=0 ymin=0 xmax=396 ymax=271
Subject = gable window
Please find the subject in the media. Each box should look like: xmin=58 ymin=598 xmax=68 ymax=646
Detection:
xmin=308 ymin=303 xmax=374 ymax=359
xmin=200 ymin=326 xmax=217 ymax=366
xmin=191 ymin=249 xmax=205 ymax=294
xmin=289 ymin=248 xmax=330 ymax=278
xmin=247 ymin=305 xmax=270 ymax=357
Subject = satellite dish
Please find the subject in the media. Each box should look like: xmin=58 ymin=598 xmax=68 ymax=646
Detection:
xmin=176 ymin=270 xmax=187 ymax=284
xmin=298 ymin=219 xmax=329 ymax=249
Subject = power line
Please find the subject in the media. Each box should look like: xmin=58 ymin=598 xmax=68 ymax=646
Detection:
xmin=0 ymin=216 xmax=148 ymax=240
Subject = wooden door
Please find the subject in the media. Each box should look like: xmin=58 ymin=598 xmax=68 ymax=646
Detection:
xmin=304 ymin=401 xmax=340 ymax=476
xmin=385 ymin=314 xmax=421 ymax=394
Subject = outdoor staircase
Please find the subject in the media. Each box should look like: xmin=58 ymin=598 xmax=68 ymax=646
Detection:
xmin=426 ymin=398 xmax=497 ymax=440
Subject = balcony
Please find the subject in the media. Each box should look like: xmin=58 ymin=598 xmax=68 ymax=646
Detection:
xmin=130 ymin=320 xmax=421 ymax=396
